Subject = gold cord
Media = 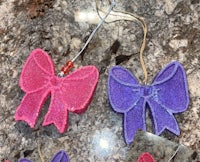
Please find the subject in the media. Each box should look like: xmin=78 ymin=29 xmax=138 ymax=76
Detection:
xmin=37 ymin=143 xmax=45 ymax=162
xmin=96 ymin=1 xmax=148 ymax=84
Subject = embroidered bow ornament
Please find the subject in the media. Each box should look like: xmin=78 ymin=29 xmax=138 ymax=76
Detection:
xmin=108 ymin=62 xmax=189 ymax=144
xmin=14 ymin=49 xmax=99 ymax=133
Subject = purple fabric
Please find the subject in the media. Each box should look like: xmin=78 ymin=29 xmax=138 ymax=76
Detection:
xmin=108 ymin=61 xmax=189 ymax=144
xmin=18 ymin=159 xmax=32 ymax=162
xmin=50 ymin=150 xmax=70 ymax=162
xmin=18 ymin=150 xmax=70 ymax=162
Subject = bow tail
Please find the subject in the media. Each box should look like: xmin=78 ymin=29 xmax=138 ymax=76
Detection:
xmin=147 ymin=99 xmax=180 ymax=135
xmin=14 ymin=88 xmax=50 ymax=128
xmin=124 ymin=98 xmax=146 ymax=144
xmin=43 ymin=90 xmax=68 ymax=133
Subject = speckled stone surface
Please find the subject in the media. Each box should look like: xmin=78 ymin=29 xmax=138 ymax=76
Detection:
xmin=0 ymin=0 xmax=199 ymax=161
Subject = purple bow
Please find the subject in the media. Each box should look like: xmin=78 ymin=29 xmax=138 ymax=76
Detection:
xmin=18 ymin=150 xmax=70 ymax=162
xmin=108 ymin=61 xmax=189 ymax=144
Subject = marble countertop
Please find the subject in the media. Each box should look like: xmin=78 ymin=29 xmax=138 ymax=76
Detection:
xmin=0 ymin=0 xmax=199 ymax=161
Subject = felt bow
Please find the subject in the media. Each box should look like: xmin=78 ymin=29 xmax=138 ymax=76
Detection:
xmin=108 ymin=61 xmax=189 ymax=144
xmin=14 ymin=49 xmax=99 ymax=133
xmin=18 ymin=150 xmax=70 ymax=162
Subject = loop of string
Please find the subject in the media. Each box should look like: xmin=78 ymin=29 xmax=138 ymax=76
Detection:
xmin=61 ymin=0 xmax=148 ymax=84
xmin=96 ymin=0 xmax=148 ymax=84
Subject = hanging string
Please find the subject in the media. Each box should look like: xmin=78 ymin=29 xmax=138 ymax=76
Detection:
xmin=167 ymin=145 xmax=182 ymax=162
xmin=72 ymin=0 xmax=116 ymax=62
xmin=58 ymin=0 xmax=116 ymax=77
xmin=96 ymin=0 xmax=148 ymax=84
xmin=37 ymin=143 xmax=44 ymax=162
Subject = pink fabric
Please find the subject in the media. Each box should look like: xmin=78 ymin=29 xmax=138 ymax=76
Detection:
xmin=15 ymin=49 xmax=99 ymax=133
xmin=137 ymin=152 xmax=155 ymax=162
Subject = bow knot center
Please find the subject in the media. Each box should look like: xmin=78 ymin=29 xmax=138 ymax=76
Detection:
xmin=50 ymin=77 xmax=62 ymax=88
xmin=140 ymin=86 xmax=152 ymax=97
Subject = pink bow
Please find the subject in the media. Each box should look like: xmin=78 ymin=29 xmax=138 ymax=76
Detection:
xmin=14 ymin=49 xmax=99 ymax=133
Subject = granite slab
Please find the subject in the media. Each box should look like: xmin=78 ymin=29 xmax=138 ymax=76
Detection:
xmin=0 ymin=0 xmax=199 ymax=161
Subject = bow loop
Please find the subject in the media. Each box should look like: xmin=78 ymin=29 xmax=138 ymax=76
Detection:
xmin=50 ymin=150 xmax=70 ymax=162
xmin=61 ymin=66 xmax=99 ymax=113
xmin=20 ymin=49 xmax=55 ymax=92
xmin=137 ymin=152 xmax=155 ymax=162
xmin=152 ymin=61 xmax=189 ymax=113
xmin=108 ymin=66 xmax=141 ymax=113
